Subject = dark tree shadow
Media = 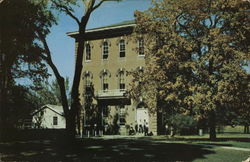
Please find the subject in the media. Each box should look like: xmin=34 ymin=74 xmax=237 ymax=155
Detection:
xmin=0 ymin=137 xmax=215 ymax=161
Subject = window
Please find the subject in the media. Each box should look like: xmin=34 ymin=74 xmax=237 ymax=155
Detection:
xmin=138 ymin=67 xmax=144 ymax=83
xmin=85 ymin=73 xmax=91 ymax=87
xmin=118 ymin=71 xmax=125 ymax=90
xmin=138 ymin=38 xmax=144 ymax=56
xmin=53 ymin=116 xmax=58 ymax=125
xmin=102 ymin=72 xmax=109 ymax=91
xmin=85 ymin=73 xmax=92 ymax=96
xmin=119 ymin=40 xmax=125 ymax=57
xmin=103 ymin=106 xmax=108 ymax=117
xmin=119 ymin=105 xmax=126 ymax=125
xmin=103 ymin=41 xmax=109 ymax=60
xmin=85 ymin=43 xmax=91 ymax=61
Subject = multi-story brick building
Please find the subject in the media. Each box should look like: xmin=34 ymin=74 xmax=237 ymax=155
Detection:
xmin=67 ymin=20 xmax=158 ymax=135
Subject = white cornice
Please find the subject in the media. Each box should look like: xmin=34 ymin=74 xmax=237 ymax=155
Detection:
xmin=67 ymin=23 xmax=135 ymax=37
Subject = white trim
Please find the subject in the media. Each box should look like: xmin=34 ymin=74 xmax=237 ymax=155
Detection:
xmin=85 ymin=43 xmax=91 ymax=61
xmin=137 ymin=55 xmax=145 ymax=58
xmin=119 ymin=39 xmax=126 ymax=58
xmin=67 ymin=24 xmax=136 ymax=36
xmin=102 ymin=41 xmax=109 ymax=60
xmin=32 ymin=105 xmax=64 ymax=116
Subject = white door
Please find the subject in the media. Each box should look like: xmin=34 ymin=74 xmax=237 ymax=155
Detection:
xmin=136 ymin=108 xmax=149 ymax=126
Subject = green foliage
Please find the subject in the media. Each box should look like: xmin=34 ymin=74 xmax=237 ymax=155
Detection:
xmin=0 ymin=0 xmax=56 ymax=82
xmin=32 ymin=78 xmax=70 ymax=106
xmin=1 ymin=85 xmax=39 ymax=129
xmin=0 ymin=0 xmax=56 ymax=132
xmin=169 ymin=114 xmax=197 ymax=135
xmin=50 ymin=77 xmax=70 ymax=104
xmin=133 ymin=0 xmax=250 ymax=139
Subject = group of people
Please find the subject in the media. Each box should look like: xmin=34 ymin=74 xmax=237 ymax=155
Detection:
xmin=129 ymin=120 xmax=153 ymax=136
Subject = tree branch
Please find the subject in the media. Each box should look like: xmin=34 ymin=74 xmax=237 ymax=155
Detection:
xmin=51 ymin=0 xmax=80 ymax=25
xmin=36 ymin=31 xmax=70 ymax=116
xmin=92 ymin=0 xmax=105 ymax=11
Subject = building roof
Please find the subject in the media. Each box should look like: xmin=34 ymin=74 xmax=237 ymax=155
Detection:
xmin=32 ymin=104 xmax=64 ymax=116
xmin=67 ymin=20 xmax=135 ymax=37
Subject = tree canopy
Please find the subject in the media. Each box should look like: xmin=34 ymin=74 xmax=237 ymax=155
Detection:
xmin=0 ymin=0 xmax=55 ymax=83
xmin=0 ymin=0 xmax=56 ymax=133
xmin=133 ymin=0 xmax=250 ymax=140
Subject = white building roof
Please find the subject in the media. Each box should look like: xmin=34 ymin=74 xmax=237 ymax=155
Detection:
xmin=32 ymin=104 xmax=64 ymax=116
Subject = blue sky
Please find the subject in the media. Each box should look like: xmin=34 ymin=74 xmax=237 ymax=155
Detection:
xmin=46 ymin=0 xmax=151 ymax=85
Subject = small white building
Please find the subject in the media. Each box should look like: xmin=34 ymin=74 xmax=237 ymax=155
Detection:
xmin=32 ymin=105 xmax=66 ymax=129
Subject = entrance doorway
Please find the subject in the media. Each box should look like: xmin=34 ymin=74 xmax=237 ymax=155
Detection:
xmin=136 ymin=102 xmax=149 ymax=129
xmin=136 ymin=108 xmax=149 ymax=126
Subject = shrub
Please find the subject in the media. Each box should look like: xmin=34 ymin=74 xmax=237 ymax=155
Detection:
xmin=170 ymin=114 xmax=197 ymax=135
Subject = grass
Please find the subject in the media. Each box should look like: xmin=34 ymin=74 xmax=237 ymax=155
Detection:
xmin=222 ymin=125 xmax=245 ymax=133
xmin=194 ymin=148 xmax=250 ymax=162
xmin=0 ymin=130 xmax=249 ymax=161
xmin=1 ymin=136 xmax=249 ymax=161
xmin=145 ymin=133 xmax=250 ymax=148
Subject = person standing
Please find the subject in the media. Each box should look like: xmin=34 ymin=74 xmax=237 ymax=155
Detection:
xmin=144 ymin=122 xmax=149 ymax=136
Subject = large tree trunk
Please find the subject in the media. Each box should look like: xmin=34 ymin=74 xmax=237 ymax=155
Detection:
xmin=42 ymin=1 xmax=106 ymax=140
xmin=65 ymin=111 xmax=76 ymax=139
xmin=209 ymin=110 xmax=217 ymax=141
xmin=69 ymin=14 xmax=91 ymax=138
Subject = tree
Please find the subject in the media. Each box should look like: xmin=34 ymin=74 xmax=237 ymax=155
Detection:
xmin=30 ymin=77 xmax=70 ymax=107
xmin=134 ymin=0 xmax=250 ymax=140
xmin=0 ymin=0 xmax=55 ymax=133
xmin=38 ymin=0 xmax=122 ymax=138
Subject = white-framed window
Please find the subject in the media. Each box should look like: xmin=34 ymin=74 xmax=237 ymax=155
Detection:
xmin=119 ymin=105 xmax=126 ymax=125
xmin=84 ymin=72 xmax=92 ymax=97
xmin=85 ymin=73 xmax=91 ymax=87
xmin=119 ymin=40 xmax=125 ymax=57
xmin=53 ymin=116 xmax=58 ymax=125
xmin=138 ymin=38 xmax=144 ymax=56
xmin=102 ymin=72 xmax=109 ymax=91
xmin=138 ymin=67 xmax=144 ymax=83
xmin=118 ymin=71 xmax=125 ymax=90
xmin=85 ymin=43 xmax=91 ymax=61
xmin=102 ymin=41 xmax=109 ymax=60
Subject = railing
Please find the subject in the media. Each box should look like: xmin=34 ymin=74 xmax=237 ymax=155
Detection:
xmin=96 ymin=89 xmax=127 ymax=99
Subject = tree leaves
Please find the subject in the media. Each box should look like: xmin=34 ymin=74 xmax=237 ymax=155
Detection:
xmin=133 ymin=0 xmax=250 ymax=133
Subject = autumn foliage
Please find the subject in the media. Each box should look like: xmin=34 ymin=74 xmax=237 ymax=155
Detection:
xmin=132 ymin=0 xmax=250 ymax=140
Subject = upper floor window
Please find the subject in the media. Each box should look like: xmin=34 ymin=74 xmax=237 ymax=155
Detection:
xmin=85 ymin=73 xmax=91 ymax=87
xmin=53 ymin=116 xmax=58 ymax=125
xmin=138 ymin=38 xmax=144 ymax=56
xmin=102 ymin=72 xmax=109 ymax=91
xmin=119 ymin=40 xmax=125 ymax=57
xmin=118 ymin=71 xmax=125 ymax=90
xmin=137 ymin=66 xmax=144 ymax=83
xmin=103 ymin=41 xmax=109 ymax=60
xmin=85 ymin=43 xmax=91 ymax=61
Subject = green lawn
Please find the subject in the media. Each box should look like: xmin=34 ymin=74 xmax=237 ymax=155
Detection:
xmin=194 ymin=148 xmax=250 ymax=162
xmin=222 ymin=125 xmax=246 ymax=133
xmin=1 ymin=132 xmax=249 ymax=161
xmin=145 ymin=133 xmax=250 ymax=148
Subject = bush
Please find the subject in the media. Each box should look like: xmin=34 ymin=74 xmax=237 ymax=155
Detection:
xmin=170 ymin=114 xmax=197 ymax=135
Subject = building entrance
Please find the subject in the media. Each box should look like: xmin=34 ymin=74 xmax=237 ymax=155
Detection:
xmin=136 ymin=108 xmax=149 ymax=126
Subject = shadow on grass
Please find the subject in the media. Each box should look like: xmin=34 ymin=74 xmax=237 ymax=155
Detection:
xmin=0 ymin=137 xmax=215 ymax=161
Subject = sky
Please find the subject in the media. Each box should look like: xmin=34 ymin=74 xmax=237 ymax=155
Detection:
xmin=46 ymin=0 xmax=151 ymax=86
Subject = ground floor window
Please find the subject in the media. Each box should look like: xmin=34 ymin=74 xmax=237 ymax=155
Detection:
xmin=103 ymin=106 xmax=109 ymax=117
xmin=119 ymin=105 xmax=126 ymax=125
xmin=53 ymin=116 xmax=58 ymax=125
